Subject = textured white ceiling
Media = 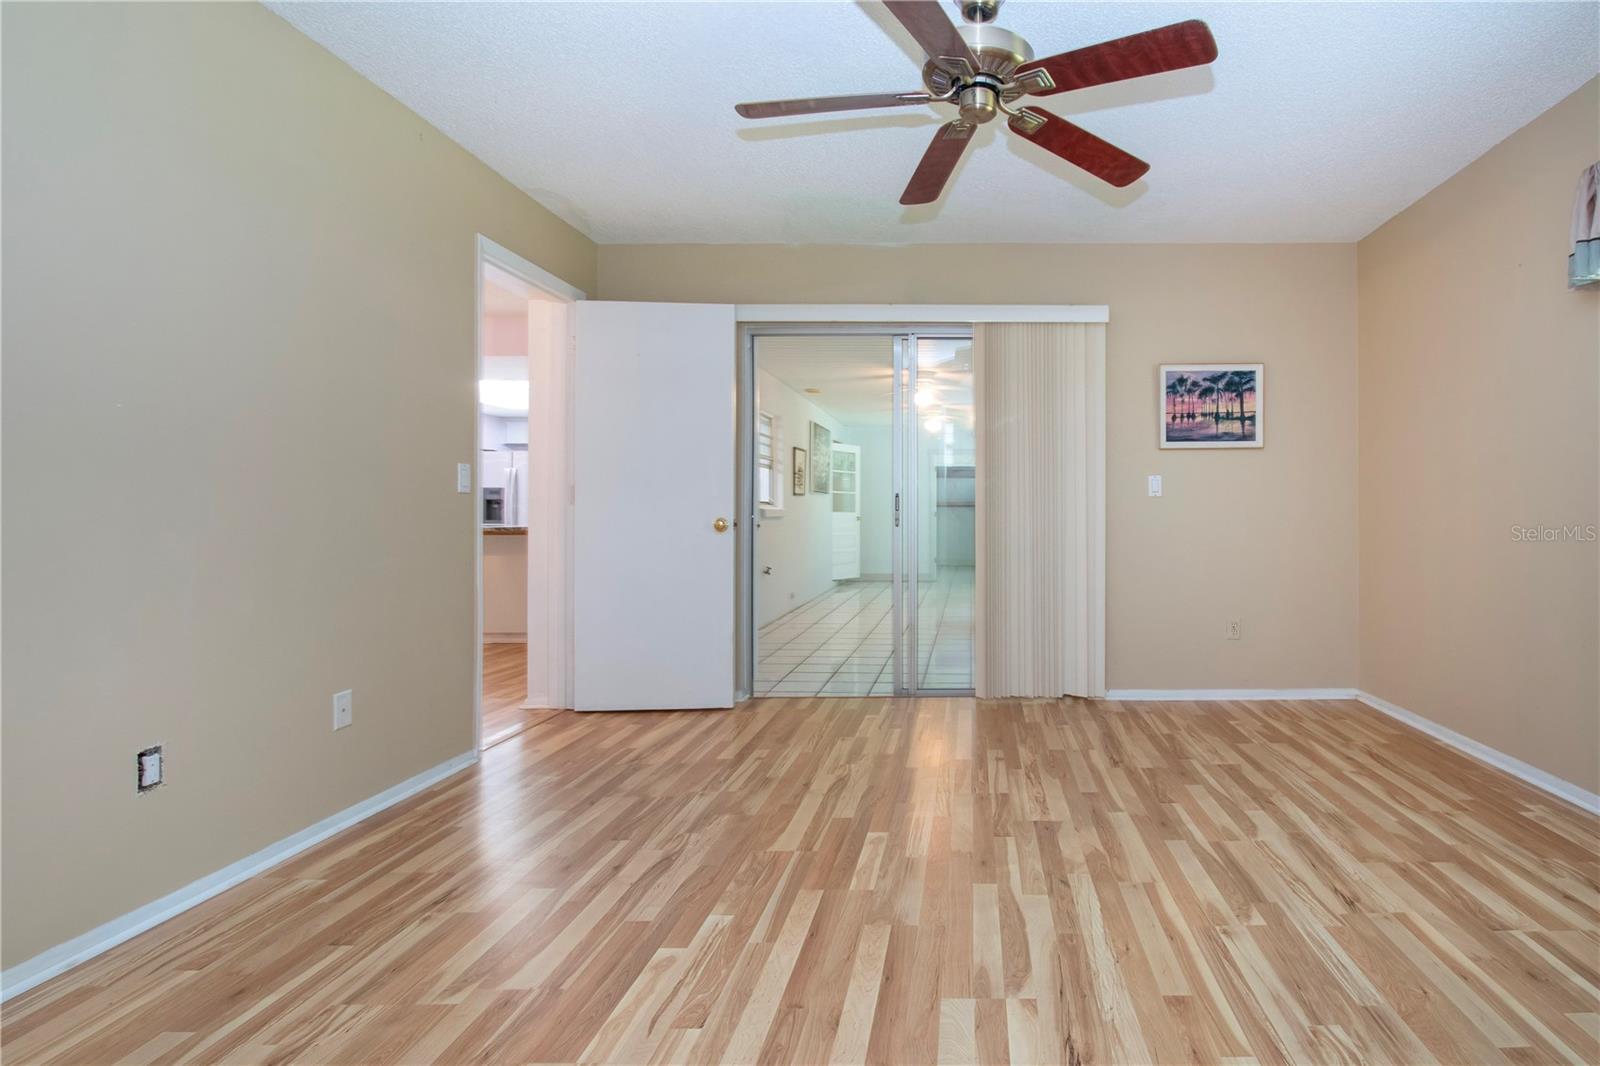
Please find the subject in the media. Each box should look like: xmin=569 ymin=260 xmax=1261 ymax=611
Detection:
xmin=757 ymin=335 xmax=973 ymax=425
xmin=270 ymin=1 xmax=1599 ymax=244
xmin=758 ymin=335 xmax=895 ymax=425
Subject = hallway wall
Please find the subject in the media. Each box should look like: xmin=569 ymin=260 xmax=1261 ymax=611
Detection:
xmin=753 ymin=370 xmax=846 ymax=627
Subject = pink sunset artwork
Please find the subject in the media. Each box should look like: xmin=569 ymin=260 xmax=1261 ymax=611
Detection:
xmin=1160 ymin=365 xmax=1263 ymax=448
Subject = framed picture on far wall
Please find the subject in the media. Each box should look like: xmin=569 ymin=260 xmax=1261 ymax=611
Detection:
xmin=809 ymin=422 xmax=832 ymax=493
xmin=1159 ymin=363 xmax=1264 ymax=449
xmin=792 ymin=447 xmax=807 ymax=496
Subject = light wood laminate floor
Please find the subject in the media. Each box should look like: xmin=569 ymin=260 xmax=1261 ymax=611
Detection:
xmin=481 ymin=642 xmax=557 ymax=750
xmin=4 ymin=697 xmax=1597 ymax=1065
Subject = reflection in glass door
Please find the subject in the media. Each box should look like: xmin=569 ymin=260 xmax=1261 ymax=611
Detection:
xmin=892 ymin=334 xmax=975 ymax=695
xmin=746 ymin=328 xmax=971 ymax=699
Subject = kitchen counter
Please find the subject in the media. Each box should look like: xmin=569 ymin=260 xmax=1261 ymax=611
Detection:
xmin=483 ymin=529 xmax=527 ymax=640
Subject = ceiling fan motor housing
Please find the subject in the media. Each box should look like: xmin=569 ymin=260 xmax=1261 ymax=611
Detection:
xmin=923 ymin=23 xmax=1035 ymax=113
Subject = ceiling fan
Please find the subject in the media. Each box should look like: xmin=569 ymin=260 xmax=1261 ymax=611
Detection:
xmin=734 ymin=0 xmax=1217 ymax=204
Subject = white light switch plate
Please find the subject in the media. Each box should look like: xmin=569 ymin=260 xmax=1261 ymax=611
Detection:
xmin=332 ymin=689 xmax=353 ymax=731
xmin=456 ymin=463 xmax=472 ymax=494
xmin=1148 ymin=475 xmax=1163 ymax=497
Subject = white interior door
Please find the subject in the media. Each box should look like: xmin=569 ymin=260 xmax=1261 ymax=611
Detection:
xmin=831 ymin=443 xmax=861 ymax=580
xmin=573 ymin=302 xmax=737 ymax=710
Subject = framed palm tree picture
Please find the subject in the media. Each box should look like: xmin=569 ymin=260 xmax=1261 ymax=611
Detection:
xmin=1159 ymin=364 xmax=1264 ymax=448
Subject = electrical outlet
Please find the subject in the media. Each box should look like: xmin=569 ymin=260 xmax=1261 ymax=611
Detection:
xmin=137 ymin=745 xmax=163 ymax=793
xmin=1226 ymin=619 xmax=1242 ymax=641
xmin=332 ymin=689 xmax=353 ymax=730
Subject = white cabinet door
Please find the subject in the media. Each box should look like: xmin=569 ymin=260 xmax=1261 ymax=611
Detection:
xmin=573 ymin=302 xmax=737 ymax=710
xmin=831 ymin=443 xmax=862 ymax=580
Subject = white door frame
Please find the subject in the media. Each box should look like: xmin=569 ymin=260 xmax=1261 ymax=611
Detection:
xmin=735 ymin=305 xmax=1108 ymax=703
xmin=473 ymin=235 xmax=585 ymax=750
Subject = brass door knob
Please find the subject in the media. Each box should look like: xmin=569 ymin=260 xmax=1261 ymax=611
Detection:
xmin=713 ymin=517 xmax=730 ymax=533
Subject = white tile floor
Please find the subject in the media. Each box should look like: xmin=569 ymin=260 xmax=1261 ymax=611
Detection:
xmin=754 ymin=566 xmax=974 ymax=697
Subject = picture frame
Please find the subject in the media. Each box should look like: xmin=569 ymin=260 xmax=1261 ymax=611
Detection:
xmin=1159 ymin=363 xmax=1264 ymax=449
xmin=809 ymin=422 xmax=833 ymax=493
xmin=792 ymin=447 xmax=807 ymax=495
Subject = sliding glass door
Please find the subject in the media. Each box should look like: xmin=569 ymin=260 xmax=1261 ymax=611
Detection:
xmin=746 ymin=327 xmax=972 ymax=699
xmin=892 ymin=334 xmax=975 ymax=696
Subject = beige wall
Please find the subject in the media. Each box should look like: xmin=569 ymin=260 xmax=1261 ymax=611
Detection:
xmin=1358 ymin=79 xmax=1600 ymax=791
xmin=600 ymin=243 xmax=1361 ymax=693
xmin=1 ymin=2 xmax=595 ymax=967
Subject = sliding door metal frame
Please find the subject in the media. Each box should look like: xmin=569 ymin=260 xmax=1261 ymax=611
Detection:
xmin=891 ymin=335 xmax=908 ymax=695
xmin=896 ymin=334 xmax=919 ymax=695
xmin=738 ymin=323 xmax=973 ymax=701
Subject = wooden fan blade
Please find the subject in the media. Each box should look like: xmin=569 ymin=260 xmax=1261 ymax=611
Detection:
xmin=1015 ymin=20 xmax=1217 ymax=96
xmin=882 ymin=0 xmax=977 ymax=69
xmin=1009 ymin=108 xmax=1149 ymax=187
xmin=900 ymin=121 xmax=976 ymax=205
xmin=735 ymin=92 xmax=933 ymax=119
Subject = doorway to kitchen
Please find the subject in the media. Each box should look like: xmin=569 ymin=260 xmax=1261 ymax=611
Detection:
xmin=474 ymin=237 xmax=582 ymax=749
xmin=749 ymin=329 xmax=974 ymax=698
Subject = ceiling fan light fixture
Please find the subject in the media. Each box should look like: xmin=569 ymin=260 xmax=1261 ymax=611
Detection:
xmin=958 ymin=84 xmax=999 ymax=125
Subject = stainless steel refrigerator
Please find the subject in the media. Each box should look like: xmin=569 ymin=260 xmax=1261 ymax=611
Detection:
xmin=480 ymin=444 xmax=529 ymax=527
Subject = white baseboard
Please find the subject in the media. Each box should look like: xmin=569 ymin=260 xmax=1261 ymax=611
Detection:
xmin=1355 ymin=691 xmax=1600 ymax=816
xmin=519 ymin=695 xmax=550 ymax=710
xmin=482 ymin=633 xmax=527 ymax=644
xmin=0 ymin=749 xmax=478 ymax=1003
xmin=1106 ymin=688 xmax=1358 ymax=701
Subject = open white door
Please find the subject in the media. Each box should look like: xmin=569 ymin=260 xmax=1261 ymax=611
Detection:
xmin=573 ymin=302 xmax=737 ymax=711
xmin=831 ymin=442 xmax=862 ymax=580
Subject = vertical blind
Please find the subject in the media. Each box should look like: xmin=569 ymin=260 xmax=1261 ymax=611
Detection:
xmin=974 ymin=323 xmax=1106 ymax=699
xmin=1572 ymin=162 xmax=1600 ymax=288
